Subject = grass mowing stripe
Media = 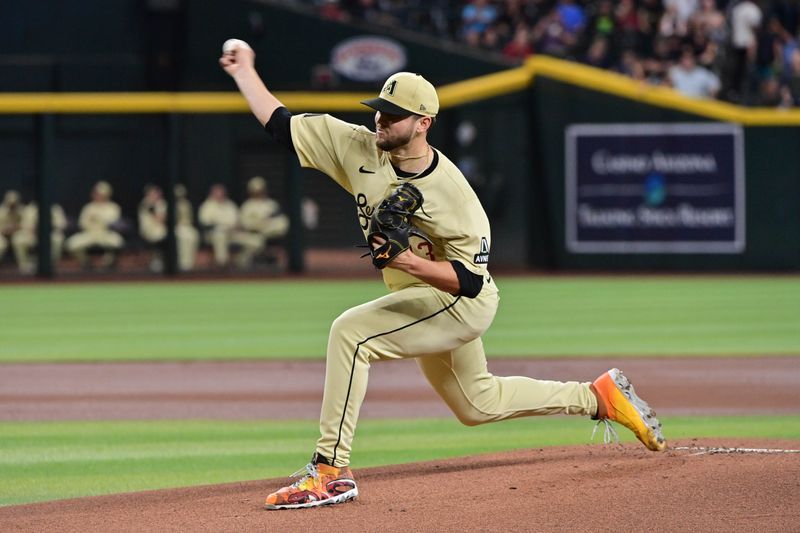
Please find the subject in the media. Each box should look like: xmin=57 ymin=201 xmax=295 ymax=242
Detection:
xmin=1 ymin=416 xmax=799 ymax=505
xmin=1 ymin=277 xmax=798 ymax=361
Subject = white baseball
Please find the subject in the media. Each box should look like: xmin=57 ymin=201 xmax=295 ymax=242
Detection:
xmin=222 ymin=38 xmax=252 ymax=54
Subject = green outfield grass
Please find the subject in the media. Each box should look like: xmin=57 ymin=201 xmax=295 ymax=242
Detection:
xmin=2 ymin=416 xmax=799 ymax=506
xmin=1 ymin=277 xmax=798 ymax=362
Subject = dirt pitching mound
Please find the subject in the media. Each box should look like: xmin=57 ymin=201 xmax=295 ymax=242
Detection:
xmin=3 ymin=439 xmax=799 ymax=533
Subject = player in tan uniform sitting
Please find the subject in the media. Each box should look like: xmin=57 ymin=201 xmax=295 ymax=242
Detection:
xmin=174 ymin=184 xmax=200 ymax=271
xmin=11 ymin=201 xmax=68 ymax=274
xmin=198 ymin=183 xmax=242 ymax=267
xmin=238 ymin=176 xmax=289 ymax=267
xmin=65 ymin=181 xmax=124 ymax=268
xmin=221 ymin=42 xmax=666 ymax=510
xmin=138 ymin=184 xmax=199 ymax=272
xmin=0 ymin=190 xmax=23 ymax=265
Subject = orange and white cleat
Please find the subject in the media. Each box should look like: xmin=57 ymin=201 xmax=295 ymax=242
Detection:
xmin=591 ymin=368 xmax=667 ymax=451
xmin=265 ymin=462 xmax=358 ymax=510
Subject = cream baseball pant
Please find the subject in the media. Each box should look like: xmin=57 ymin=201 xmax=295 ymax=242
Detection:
xmin=142 ymin=225 xmax=199 ymax=271
xmin=11 ymin=230 xmax=64 ymax=272
xmin=65 ymin=230 xmax=124 ymax=261
xmin=316 ymin=282 xmax=598 ymax=467
xmin=175 ymin=225 xmax=199 ymax=271
xmin=205 ymin=229 xmax=262 ymax=266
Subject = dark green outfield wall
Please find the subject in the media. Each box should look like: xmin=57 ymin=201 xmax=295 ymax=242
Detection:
xmin=0 ymin=2 xmax=797 ymax=272
xmin=528 ymin=77 xmax=800 ymax=271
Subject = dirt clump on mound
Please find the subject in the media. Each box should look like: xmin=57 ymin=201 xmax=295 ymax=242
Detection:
xmin=3 ymin=439 xmax=798 ymax=533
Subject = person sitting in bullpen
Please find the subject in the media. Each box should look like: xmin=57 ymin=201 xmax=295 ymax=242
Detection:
xmin=12 ymin=200 xmax=67 ymax=274
xmin=65 ymin=181 xmax=124 ymax=269
xmin=238 ymin=176 xmax=289 ymax=267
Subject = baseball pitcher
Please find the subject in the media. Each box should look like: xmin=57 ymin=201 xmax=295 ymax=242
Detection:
xmin=220 ymin=41 xmax=666 ymax=510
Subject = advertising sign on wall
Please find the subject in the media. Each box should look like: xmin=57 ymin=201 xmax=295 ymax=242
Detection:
xmin=565 ymin=123 xmax=745 ymax=253
xmin=331 ymin=36 xmax=407 ymax=82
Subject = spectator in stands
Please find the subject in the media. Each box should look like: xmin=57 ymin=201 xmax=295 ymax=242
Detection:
xmin=617 ymin=48 xmax=648 ymax=82
xmin=238 ymin=176 xmax=289 ymax=268
xmin=316 ymin=0 xmax=800 ymax=108
xmin=533 ymin=9 xmax=575 ymax=58
xmin=668 ymin=47 xmax=721 ymax=98
xmin=584 ymin=36 xmax=613 ymax=68
xmin=757 ymin=74 xmax=784 ymax=105
xmin=557 ymin=0 xmax=587 ymax=35
xmin=65 ymin=181 xmax=124 ymax=269
xmin=690 ymin=25 xmax=722 ymax=72
xmin=728 ymin=0 xmax=764 ymax=103
xmin=637 ymin=0 xmax=664 ymax=56
xmin=138 ymin=184 xmax=199 ymax=272
xmin=691 ymin=0 xmax=727 ymax=44
xmin=318 ymin=0 xmax=349 ymax=22
xmin=461 ymin=0 xmax=499 ymax=42
xmin=481 ymin=24 xmax=503 ymax=51
xmin=614 ymin=0 xmax=638 ymax=50
xmin=665 ymin=0 xmax=699 ymax=37
xmin=771 ymin=0 xmax=799 ymax=40
xmin=341 ymin=0 xmax=381 ymax=24
xmin=494 ymin=0 xmax=537 ymax=44
xmin=642 ymin=34 xmax=680 ymax=83
xmin=11 ymin=200 xmax=67 ymax=274
xmin=659 ymin=2 xmax=686 ymax=38
xmin=769 ymin=17 xmax=799 ymax=78
xmin=589 ymin=0 xmax=615 ymax=41
xmin=782 ymin=47 xmax=800 ymax=104
xmin=503 ymin=24 xmax=535 ymax=60
xmin=557 ymin=0 xmax=587 ymax=56
xmin=198 ymin=183 xmax=240 ymax=267
xmin=0 ymin=190 xmax=22 ymax=264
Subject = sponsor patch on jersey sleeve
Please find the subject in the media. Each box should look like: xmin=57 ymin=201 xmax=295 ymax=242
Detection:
xmin=473 ymin=237 xmax=490 ymax=264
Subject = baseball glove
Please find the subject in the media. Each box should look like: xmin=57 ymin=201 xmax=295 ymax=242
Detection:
xmin=365 ymin=183 xmax=430 ymax=269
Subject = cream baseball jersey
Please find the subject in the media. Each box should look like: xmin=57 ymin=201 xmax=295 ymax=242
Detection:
xmin=290 ymin=113 xmax=492 ymax=292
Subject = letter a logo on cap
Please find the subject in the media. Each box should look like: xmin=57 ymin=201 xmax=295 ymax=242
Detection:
xmin=361 ymin=72 xmax=439 ymax=117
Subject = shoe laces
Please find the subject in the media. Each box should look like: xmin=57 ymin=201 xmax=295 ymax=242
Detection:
xmin=289 ymin=463 xmax=320 ymax=488
xmin=591 ymin=419 xmax=620 ymax=445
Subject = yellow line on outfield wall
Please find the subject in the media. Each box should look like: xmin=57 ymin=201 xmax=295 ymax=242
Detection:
xmin=437 ymin=66 xmax=531 ymax=107
xmin=0 ymin=56 xmax=798 ymax=125
xmin=524 ymin=56 xmax=800 ymax=126
xmin=0 ymin=92 xmax=375 ymax=113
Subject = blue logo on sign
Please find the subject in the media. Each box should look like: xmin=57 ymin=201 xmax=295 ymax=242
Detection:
xmin=644 ymin=173 xmax=666 ymax=206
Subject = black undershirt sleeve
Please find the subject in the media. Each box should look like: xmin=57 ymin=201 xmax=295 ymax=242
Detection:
xmin=450 ymin=260 xmax=484 ymax=298
xmin=264 ymin=106 xmax=295 ymax=153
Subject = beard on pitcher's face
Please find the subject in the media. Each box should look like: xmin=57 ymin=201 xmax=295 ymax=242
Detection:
xmin=375 ymin=112 xmax=418 ymax=151
xmin=376 ymin=129 xmax=415 ymax=151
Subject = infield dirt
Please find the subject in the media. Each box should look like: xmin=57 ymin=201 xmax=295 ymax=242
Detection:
xmin=2 ymin=356 xmax=799 ymax=532
xmin=2 ymin=440 xmax=799 ymax=532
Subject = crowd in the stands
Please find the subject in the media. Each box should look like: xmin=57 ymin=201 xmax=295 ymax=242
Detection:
xmin=306 ymin=0 xmax=800 ymax=107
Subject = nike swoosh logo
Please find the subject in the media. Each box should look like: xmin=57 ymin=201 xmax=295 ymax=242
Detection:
xmin=359 ymin=166 xmax=375 ymax=174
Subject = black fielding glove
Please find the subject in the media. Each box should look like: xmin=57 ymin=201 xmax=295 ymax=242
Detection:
xmin=366 ymin=183 xmax=430 ymax=269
